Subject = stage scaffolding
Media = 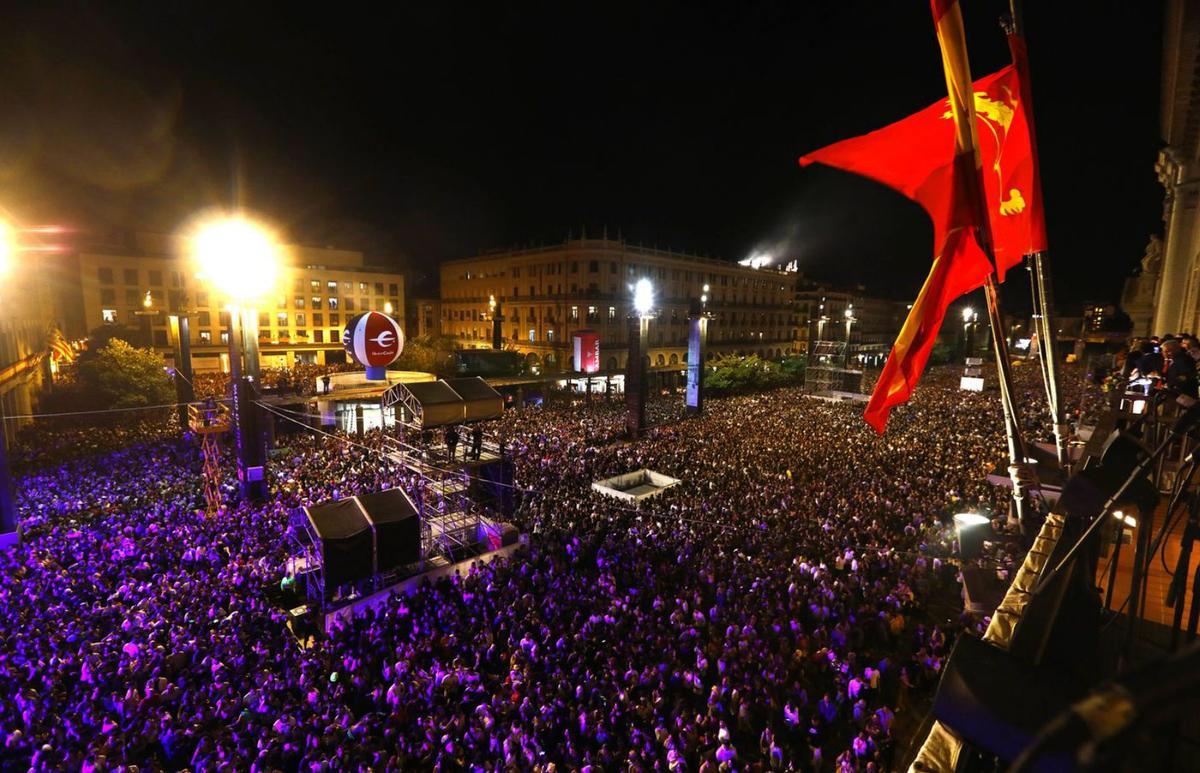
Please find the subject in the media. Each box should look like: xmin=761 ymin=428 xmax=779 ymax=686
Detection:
xmin=804 ymin=341 xmax=865 ymax=395
xmin=187 ymin=402 xmax=231 ymax=514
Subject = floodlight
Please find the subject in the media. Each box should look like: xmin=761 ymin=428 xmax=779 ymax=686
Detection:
xmin=962 ymin=306 xmax=975 ymax=322
xmin=188 ymin=213 xmax=281 ymax=305
xmin=954 ymin=511 xmax=992 ymax=560
xmin=633 ymin=278 xmax=654 ymax=316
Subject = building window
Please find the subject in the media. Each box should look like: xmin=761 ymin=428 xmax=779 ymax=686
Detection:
xmin=359 ymin=282 xmax=369 ymax=293
xmin=148 ymin=270 xmax=163 ymax=286
xmin=588 ymin=260 xmax=599 ymax=273
xmin=258 ymin=312 xmax=270 ymax=328
xmin=295 ymin=296 xmax=305 ymax=308
xmin=528 ymin=328 xmax=536 ymax=342
xmin=313 ymin=312 xmax=324 ymax=327
xmin=389 ymin=282 xmax=398 ymax=296
xmin=198 ymin=330 xmax=211 ymax=344
xmin=312 ymin=296 xmax=321 ymax=309
xmin=124 ymin=288 xmax=140 ymax=306
xmin=326 ymin=281 xmax=337 ymax=294
xmin=327 ymin=297 xmax=338 ymax=310
xmin=123 ymin=268 xmax=138 ymax=285
xmin=198 ymin=311 xmax=211 ymax=326
xmin=101 ymin=308 xmax=117 ymax=323
xmin=276 ymin=312 xmax=288 ymax=327
xmin=375 ymin=282 xmax=384 ymax=295
xmin=608 ymin=306 xmax=617 ymax=320
xmin=220 ymin=331 xmax=230 ymax=344
xmin=98 ymin=267 xmax=114 ymax=284
xmin=330 ymin=313 xmax=340 ymax=326
xmin=570 ymin=306 xmax=579 ymax=322
xmin=360 ymin=297 xmax=368 ymax=310
xmin=310 ymin=280 xmax=321 ymax=293
xmin=219 ymin=311 xmax=231 ymax=326
xmin=313 ymin=330 xmax=325 ymax=343
xmin=587 ymin=305 xmax=597 ymax=322
xmin=295 ymin=313 xmax=306 ymax=327
xmin=100 ymin=288 xmax=115 ymax=305
xmin=547 ymin=329 xmax=555 ymax=342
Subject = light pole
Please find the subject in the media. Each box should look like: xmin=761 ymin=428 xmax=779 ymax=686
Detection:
xmin=686 ymin=284 xmax=711 ymax=414
xmin=133 ymin=290 xmax=159 ymax=348
xmin=843 ymin=306 xmax=855 ymax=368
xmin=489 ymin=294 xmax=504 ymax=350
xmin=626 ymin=278 xmax=654 ymax=438
xmin=962 ymin=306 xmax=978 ymax=359
xmin=189 ymin=213 xmax=281 ymax=503
xmin=0 ymin=222 xmax=16 ymax=540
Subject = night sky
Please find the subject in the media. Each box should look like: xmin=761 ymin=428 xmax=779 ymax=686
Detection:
xmin=1 ymin=1 xmax=1164 ymax=307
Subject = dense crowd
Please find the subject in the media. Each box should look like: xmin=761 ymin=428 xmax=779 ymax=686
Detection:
xmin=0 ymin=363 xmax=1074 ymax=770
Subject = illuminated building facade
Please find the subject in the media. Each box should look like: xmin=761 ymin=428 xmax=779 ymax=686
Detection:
xmin=1148 ymin=0 xmax=1200 ymax=334
xmin=440 ymin=236 xmax=798 ymax=372
xmin=66 ymin=232 xmax=404 ymax=372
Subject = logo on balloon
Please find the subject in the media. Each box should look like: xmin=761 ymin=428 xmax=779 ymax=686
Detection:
xmin=343 ymin=311 xmax=405 ymax=380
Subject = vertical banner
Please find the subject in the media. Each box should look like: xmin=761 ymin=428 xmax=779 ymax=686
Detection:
xmin=573 ymin=329 xmax=600 ymax=373
xmin=686 ymin=316 xmax=707 ymax=412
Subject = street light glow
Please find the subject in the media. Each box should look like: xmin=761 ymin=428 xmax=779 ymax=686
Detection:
xmin=633 ymin=278 xmax=654 ymax=316
xmin=0 ymin=221 xmax=12 ymax=278
xmin=962 ymin=306 xmax=975 ymax=322
xmin=187 ymin=214 xmax=281 ymax=305
xmin=384 ymin=301 xmax=394 ymax=315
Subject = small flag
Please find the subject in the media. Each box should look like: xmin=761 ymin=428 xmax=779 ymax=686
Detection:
xmin=48 ymin=327 xmax=75 ymax=363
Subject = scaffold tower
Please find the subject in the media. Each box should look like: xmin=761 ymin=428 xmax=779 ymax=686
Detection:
xmin=188 ymin=402 xmax=232 ymax=514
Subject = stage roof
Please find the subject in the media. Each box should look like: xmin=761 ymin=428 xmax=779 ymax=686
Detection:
xmin=383 ymin=377 xmax=504 ymax=428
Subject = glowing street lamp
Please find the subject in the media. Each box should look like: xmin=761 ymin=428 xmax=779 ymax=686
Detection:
xmin=384 ymin=301 xmax=394 ymax=315
xmin=626 ymin=278 xmax=656 ymax=438
xmin=962 ymin=306 xmax=979 ymax=358
xmin=843 ymin=305 xmax=856 ymax=368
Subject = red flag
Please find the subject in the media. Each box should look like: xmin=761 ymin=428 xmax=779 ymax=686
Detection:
xmin=799 ymin=1 xmax=1046 ymax=432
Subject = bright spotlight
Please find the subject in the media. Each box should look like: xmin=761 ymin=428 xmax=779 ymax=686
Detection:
xmin=954 ymin=512 xmax=990 ymax=528
xmin=954 ymin=512 xmax=992 ymax=561
xmin=0 ymin=221 xmax=12 ymax=278
xmin=187 ymin=214 xmax=281 ymax=305
xmin=633 ymin=278 xmax=654 ymax=316
xmin=384 ymin=301 xmax=394 ymax=315
xmin=962 ymin=306 xmax=975 ymax=322
xmin=1113 ymin=510 xmax=1137 ymax=528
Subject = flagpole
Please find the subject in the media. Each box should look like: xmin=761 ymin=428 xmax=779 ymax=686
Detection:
xmin=933 ymin=0 xmax=1036 ymax=532
xmin=1005 ymin=1 xmax=1072 ymax=472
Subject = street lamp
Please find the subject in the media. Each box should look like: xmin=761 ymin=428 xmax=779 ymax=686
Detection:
xmin=962 ymin=306 xmax=979 ymax=358
xmin=187 ymin=212 xmax=281 ymax=502
xmin=488 ymin=294 xmax=504 ymax=350
xmin=626 ymin=278 xmax=655 ymax=437
xmin=384 ymin=301 xmax=394 ymax=315
xmin=843 ymin=306 xmax=856 ymax=368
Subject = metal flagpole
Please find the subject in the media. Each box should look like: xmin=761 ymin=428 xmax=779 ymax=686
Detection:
xmin=1005 ymin=1 xmax=1072 ymax=472
xmin=933 ymin=0 xmax=1036 ymax=531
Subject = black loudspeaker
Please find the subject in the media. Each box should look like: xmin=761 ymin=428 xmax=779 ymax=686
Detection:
xmin=932 ymin=635 xmax=1082 ymax=772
